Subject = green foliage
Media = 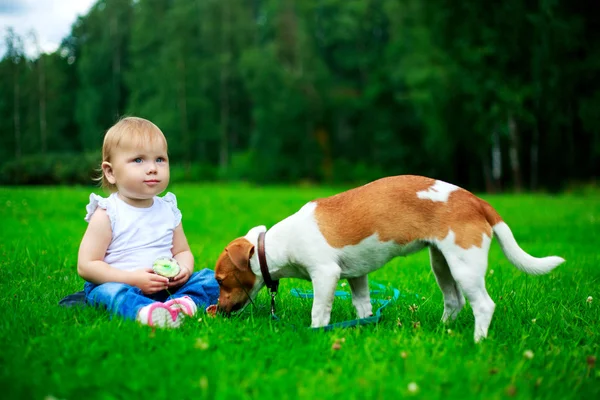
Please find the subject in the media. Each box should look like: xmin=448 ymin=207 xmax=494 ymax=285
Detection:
xmin=0 ymin=0 xmax=598 ymax=190
xmin=74 ymin=0 xmax=133 ymax=151
xmin=169 ymin=163 xmax=218 ymax=183
xmin=0 ymin=152 xmax=99 ymax=185
xmin=0 ymin=185 xmax=598 ymax=398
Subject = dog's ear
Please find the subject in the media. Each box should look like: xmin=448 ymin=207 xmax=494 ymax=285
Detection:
xmin=226 ymin=238 xmax=255 ymax=271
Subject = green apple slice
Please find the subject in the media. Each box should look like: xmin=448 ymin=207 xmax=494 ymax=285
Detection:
xmin=152 ymin=256 xmax=181 ymax=278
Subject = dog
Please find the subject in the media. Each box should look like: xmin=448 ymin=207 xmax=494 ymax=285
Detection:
xmin=213 ymin=175 xmax=564 ymax=341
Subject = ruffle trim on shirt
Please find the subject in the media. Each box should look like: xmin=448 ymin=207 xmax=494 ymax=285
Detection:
xmin=84 ymin=193 xmax=114 ymax=225
xmin=162 ymin=192 xmax=182 ymax=227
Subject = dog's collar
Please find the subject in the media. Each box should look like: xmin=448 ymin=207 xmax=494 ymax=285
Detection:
xmin=257 ymin=231 xmax=279 ymax=294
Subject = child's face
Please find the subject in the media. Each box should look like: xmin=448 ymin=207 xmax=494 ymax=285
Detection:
xmin=104 ymin=140 xmax=170 ymax=206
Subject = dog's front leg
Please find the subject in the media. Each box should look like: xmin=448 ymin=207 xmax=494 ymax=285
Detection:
xmin=310 ymin=264 xmax=341 ymax=327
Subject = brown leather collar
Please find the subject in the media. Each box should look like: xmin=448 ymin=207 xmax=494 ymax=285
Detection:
xmin=258 ymin=231 xmax=279 ymax=293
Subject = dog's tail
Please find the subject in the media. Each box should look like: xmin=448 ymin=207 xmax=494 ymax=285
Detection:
xmin=480 ymin=199 xmax=565 ymax=275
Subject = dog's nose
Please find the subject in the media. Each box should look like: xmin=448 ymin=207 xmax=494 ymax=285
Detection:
xmin=218 ymin=301 xmax=243 ymax=315
xmin=216 ymin=303 xmax=232 ymax=315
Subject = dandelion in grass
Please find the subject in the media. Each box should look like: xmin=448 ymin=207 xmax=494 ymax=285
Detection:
xmin=524 ymin=350 xmax=534 ymax=359
xmin=587 ymin=296 xmax=593 ymax=304
xmin=400 ymin=351 xmax=408 ymax=359
xmin=195 ymin=338 xmax=209 ymax=350
xmin=532 ymin=318 xmax=537 ymax=324
xmin=198 ymin=376 xmax=209 ymax=390
xmin=407 ymin=382 xmax=419 ymax=393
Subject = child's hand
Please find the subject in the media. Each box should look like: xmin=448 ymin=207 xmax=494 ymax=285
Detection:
xmin=168 ymin=265 xmax=192 ymax=288
xmin=130 ymin=268 xmax=170 ymax=294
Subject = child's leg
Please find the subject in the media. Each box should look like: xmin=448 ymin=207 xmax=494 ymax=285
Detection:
xmin=84 ymin=282 xmax=183 ymax=328
xmin=85 ymin=282 xmax=153 ymax=320
xmin=167 ymin=269 xmax=219 ymax=315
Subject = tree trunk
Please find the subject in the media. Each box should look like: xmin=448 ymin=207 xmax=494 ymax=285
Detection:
xmin=39 ymin=55 xmax=47 ymax=154
xmin=277 ymin=0 xmax=298 ymax=74
xmin=177 ymin=56 xmax=190 ymax=173
xmin=530 ymin=123 xmax=539 ymax=191
xmin=31 ymin=33 xmax=47 ymax=154
xmin=219 ymin=68 xmax=229 ymax=173
xmin=13 ymin=66 xmax=21 ymax=161
xmin=110 ymin=12 xmax=121 ymax=119
xmin=482 ymin=159 xmax=495 ymax=193
xmin=507 ymin=113 xmax=523 ymax=192
xmin=219 ymin=1 xmax=230 ymax=174
xmin=567 ymin=101 xmax=575 ymax=181
xmin=491 ymin=126 xmax=502 ymax=192
xmin=315 ymin=126 xmax=332 ymax=182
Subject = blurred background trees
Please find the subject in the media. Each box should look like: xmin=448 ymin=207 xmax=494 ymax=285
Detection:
xmin=0 ymin=0 xmax=598 ymax=191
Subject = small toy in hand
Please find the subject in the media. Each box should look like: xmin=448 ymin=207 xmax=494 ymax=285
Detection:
xmin=153 ymin=257 xmax=181 ymax=281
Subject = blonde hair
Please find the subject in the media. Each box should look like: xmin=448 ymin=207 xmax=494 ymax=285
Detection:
xmin=97 ymin=116 xmax=168 ymax=192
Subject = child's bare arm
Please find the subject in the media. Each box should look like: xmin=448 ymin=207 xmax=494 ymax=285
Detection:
xmin=168 ymin=223 xmax=194 ymax=287
xmin=77 ymin=208 xmax=169 ymax=293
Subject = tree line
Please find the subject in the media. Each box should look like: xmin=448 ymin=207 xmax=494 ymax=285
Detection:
xmin=1 ymin=0 xmax=598 ymax=191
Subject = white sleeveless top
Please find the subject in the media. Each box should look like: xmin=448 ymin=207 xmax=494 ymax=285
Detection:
xmin=85 ymin=192 xmax=182 ymax=272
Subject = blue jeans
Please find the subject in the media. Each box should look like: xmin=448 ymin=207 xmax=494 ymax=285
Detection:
xmin=84 ymin=269 xmax=219 ymax=321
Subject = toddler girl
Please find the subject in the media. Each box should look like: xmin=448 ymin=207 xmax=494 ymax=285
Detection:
xmin=77 ymin=117 xmax=218 ymax=328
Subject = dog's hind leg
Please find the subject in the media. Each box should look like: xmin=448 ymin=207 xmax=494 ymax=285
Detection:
xmin=348 ymin=275 xmax=373 ymax=318
xmin=429 ymin=247 xmax=465 ymax=322
xmin=441 ymin=237 xmax=495 ymax=342
xmin=309 ymin=264 xmax=342 ymax=327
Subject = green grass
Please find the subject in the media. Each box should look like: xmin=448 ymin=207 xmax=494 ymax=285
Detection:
xmin=1 ymin=183 xmax=598 ymax=399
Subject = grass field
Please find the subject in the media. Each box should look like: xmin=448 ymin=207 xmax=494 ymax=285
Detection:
xmin=1 ymin=183 xmax=598 ymax=399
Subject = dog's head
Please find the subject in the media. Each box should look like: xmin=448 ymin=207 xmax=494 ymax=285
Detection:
xmin=214 ymin=227 xmax=266 ymax=314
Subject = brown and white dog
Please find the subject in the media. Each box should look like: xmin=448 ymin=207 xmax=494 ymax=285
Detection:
xmin=213 ymin=175 xmax=564 ymax=342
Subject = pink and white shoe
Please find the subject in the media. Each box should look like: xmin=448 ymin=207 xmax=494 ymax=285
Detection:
xmin=137 ymin=302 xmax=183 ymax=328
xmin=164 ymin=296 xmax=197 ymax=317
